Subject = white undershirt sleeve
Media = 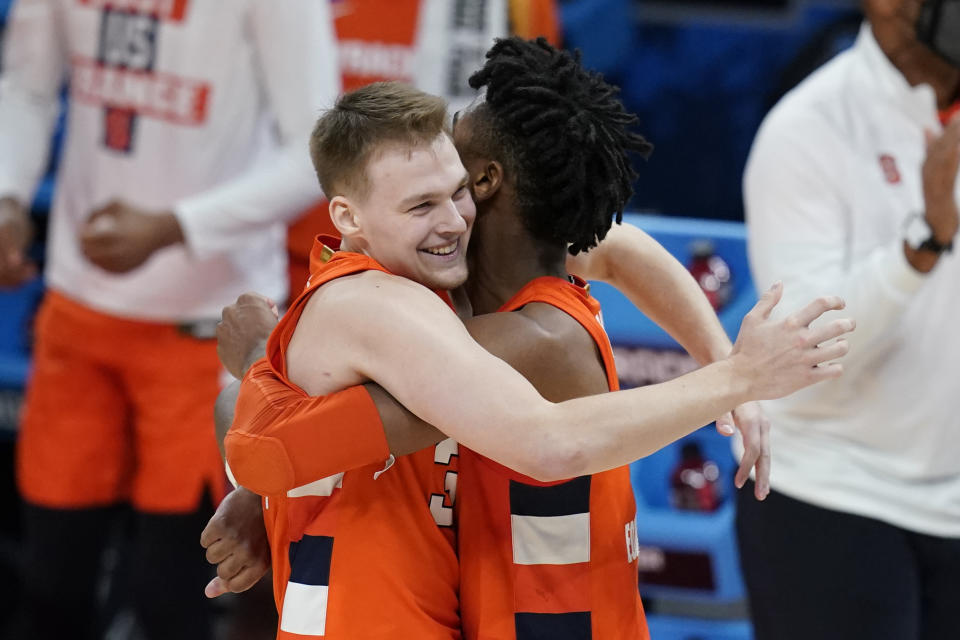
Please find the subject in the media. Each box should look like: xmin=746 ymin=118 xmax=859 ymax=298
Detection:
xmin=0 ymin=0 xmax=66 ymax=204
xmin=173 ymin=0 xmax=341 ymax=259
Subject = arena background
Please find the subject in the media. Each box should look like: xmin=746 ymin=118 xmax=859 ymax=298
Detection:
xmin=0 ymin=1 xmax=864 ymax=638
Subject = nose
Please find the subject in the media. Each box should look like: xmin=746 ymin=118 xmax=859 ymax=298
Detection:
xmin=434 ymin=198 xmax=469 ymax=235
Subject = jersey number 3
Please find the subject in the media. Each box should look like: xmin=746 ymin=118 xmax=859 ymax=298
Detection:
xmin=429 ymin=439 xmax=459 ymax=527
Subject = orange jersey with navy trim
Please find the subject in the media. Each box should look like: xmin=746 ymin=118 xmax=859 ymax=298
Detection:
xmin=236 ymin=237 xmax=460 ymax=639
xmin=457 ymin=276 xmax=649 ymax=640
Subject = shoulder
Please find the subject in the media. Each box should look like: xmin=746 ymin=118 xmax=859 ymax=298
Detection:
xmin=295 ymin=269 xmax=469 ymax=365
xmin=303 ymin=270 xmax=450 ymax=326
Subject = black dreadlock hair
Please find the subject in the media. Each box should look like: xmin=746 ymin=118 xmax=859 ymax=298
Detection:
xmin=467 ymin=37 xmax=653 ymax=255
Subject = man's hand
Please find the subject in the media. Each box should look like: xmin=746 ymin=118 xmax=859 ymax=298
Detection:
xmin=80 ymin=200 xmax=184 ymax=273
xmin=200 ymin=487 xmax=270 ymax=598
xmin=717 ymin=401 xmax=770 ymax=500
xmin=217 ymin=293 xmax=279 ymax=379
xmin=0 ymin=197 xmax=36 ymax=287
xmin=729 ymin=282 xmax=855 ymax=400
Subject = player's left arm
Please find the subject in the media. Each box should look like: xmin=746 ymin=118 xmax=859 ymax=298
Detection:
xmin=566 ymin=222 xmax=771 ymax=499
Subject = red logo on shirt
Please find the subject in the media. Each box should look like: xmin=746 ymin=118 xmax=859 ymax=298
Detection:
xmin=879 ymin=154 xmax=901 ymax=185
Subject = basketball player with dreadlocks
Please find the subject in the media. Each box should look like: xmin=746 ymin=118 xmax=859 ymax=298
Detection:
xmin=208 ymin=40 xmax=853 ymax=639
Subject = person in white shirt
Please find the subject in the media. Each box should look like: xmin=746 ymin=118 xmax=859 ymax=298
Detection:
xmin=737 ymin=1 xmax=959 ymax=638
xmin=0 ymin=1 xmax=339 ymax=638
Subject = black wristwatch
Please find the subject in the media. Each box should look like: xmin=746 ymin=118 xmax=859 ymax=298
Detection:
xmin=904 ymin=214 xmax=954 ymax=254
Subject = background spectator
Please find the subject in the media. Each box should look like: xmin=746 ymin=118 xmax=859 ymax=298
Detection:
xmin=0 ymin=1 xmax=339 ymax=638
xmin=737 ymin=1 xmax=960 ymax=638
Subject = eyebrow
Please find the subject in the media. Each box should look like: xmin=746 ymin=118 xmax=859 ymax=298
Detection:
xmin=399 ymin=172 xmax=470 ymax=208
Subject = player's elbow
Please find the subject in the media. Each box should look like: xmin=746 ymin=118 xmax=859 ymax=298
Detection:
xmin=520 ymin=436 xmax=589 ymax=483
xmin=224 ymin=432 xmax=297 ymax=496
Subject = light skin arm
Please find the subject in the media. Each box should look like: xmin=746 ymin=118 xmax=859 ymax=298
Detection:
xmin=212 ymin=294 xmax=444 ymax=461
xmin=289 ymin=272 xmax=852 ymax=482
xmin=566 ymin=222 xmax=771 ymax=498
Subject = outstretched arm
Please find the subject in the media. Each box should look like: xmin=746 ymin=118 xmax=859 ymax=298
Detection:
xmin=288 ymin=274 xmax=852 ymax=482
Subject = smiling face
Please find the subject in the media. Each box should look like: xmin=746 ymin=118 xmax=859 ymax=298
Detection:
xmin=337 ymin=132 xmax=476 ymax=291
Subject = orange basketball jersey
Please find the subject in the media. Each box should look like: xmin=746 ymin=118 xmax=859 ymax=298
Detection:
xmin=457 ymin=276 xmax=649 ymax=640
xmin=230 ymin=237 xmax=460 ymax=639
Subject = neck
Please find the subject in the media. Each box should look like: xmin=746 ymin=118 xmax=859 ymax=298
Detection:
xmin=873 ymin=24 xmax=960 ymax=109
xmin=465 ymin=200 xmax=568 ymax=315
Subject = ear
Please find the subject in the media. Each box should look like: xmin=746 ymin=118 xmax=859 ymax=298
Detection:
xmin=329 ymin=195 xmax=363 ymax=240
xmin=470 ymin=160 xmax=504 ymax=203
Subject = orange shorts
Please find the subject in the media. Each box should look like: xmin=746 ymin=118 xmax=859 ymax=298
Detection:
xmin=16 ymin=290 xmax=228 ymax=513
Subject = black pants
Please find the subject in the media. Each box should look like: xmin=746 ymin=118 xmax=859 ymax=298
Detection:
xmin=736 ymin=481 xmax=960 ymax=640
xmin=12 ymin=499 xmax=215 ymax=640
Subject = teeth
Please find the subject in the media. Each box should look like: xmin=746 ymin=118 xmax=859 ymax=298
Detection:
xmin=425 ymin=243 xmax=456 ymax=256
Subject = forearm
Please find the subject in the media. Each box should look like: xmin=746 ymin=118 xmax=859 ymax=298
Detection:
xmin=365 ymin=384 xmax=447 ymax=456
xmin=0 ymin=0 xmax=65 ymax=202
xmin=582 ymin=223 xmax=732 ymax=364
xmin=214 ymin=380 xmax=242 ymax=460
xmin=499 ymin=360 xmax=748 ymax=481
xmin=372 ymin=346 xmax=750 ymax=482
xmin=0 ymin=91 xmax=59 ymax=203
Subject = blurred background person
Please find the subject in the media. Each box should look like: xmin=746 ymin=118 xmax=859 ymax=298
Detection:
xmin=737 ymin=1 xmax=960 ymax=639
xmin=0 ymin=1 xmax=339 ymax=639
xmin=286 ymin=0 xmax=560 ymax=296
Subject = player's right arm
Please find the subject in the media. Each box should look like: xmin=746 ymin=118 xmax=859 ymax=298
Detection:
xmin=289 ymin=272 xmax=854 ymax=482
xmin=0 ymin=0 xmax=65 ymax=285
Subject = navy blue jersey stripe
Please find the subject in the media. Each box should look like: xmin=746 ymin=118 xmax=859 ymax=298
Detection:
xmin=515 ymin=611 xmax=592 ymax=640
xmin=288 ymin=534 xmax=334 ymax=586
xmin=509 ymin=476 xmax=591 ymax=517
